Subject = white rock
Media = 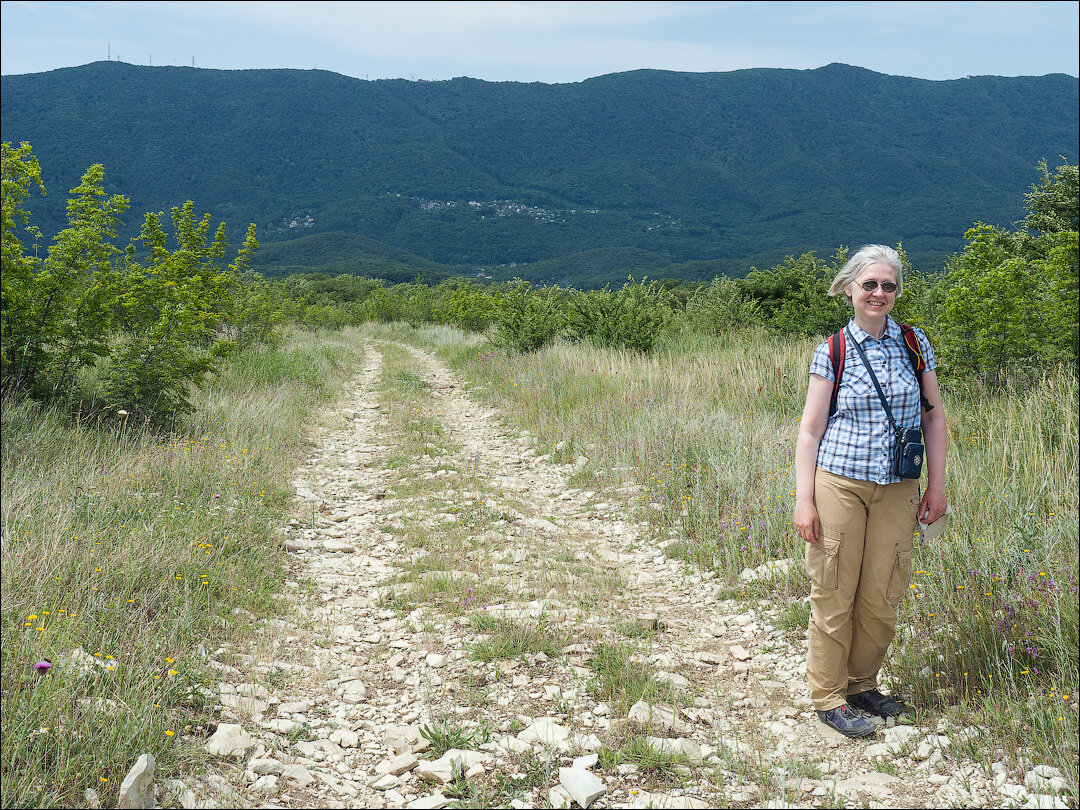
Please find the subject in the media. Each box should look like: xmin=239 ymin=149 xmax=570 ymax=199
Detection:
xmin=695 ymin=651 xmax=724 ymax=665
xmin=558 ymin=768 xmax=607 ymax=809
xmin=329 ymin=728 xmax=360 ymax=748
xmin=630 ymin=793 xmax=711 ymax=809
xmin=1026 ymin=766 xmax=1069 ymax=794
xmin=386 ymin=752 xmax=420 ymax=775
xmin=406 ymin=795 xmax=450 ymax=810
xmin=627 ymin=700 xmax=685 ymax=733
xmin=729 ymin=644 xmax=751 ymax=661
xmin=549 ymin=786 xmax=571 ymax=809
xmin=278 ymin=700 xmax=311 ymax=714
xmin=572 ymin=754 xmax=599 ymax=770
xmin=370 ymin=773 xmax=401 ymax=791
xmin=247 ymin=758 xmax=283 ymax=775
xmin=250 ymin=774 xmax=278 ymax=795
xmin=656 ymin=671 xmax=692 ymax=690
xmin=280 ymin=763 xmax=315 ymax=787
xmin=161 ymin=779 xmax=195 ymax=809
xmin=205 ymin=724 xmax=255 ymax=759
xmin=385 ymin=725 xmax=423 ymax=753
xmin=1024 ymin=795 xmax=1070 ymax=809
xmin=518 ymin=717 xmax=570 ymax=745
xmin=415 ymin=750 xmax=486 ymax=784
xmin=235 ymin=683 xmax=269 ymax=699
xmin=426 ymin=653 xmax=448 ymax=668
xmin=263 ymin=719 xmax=300 ymax=734
xmin=340 ymin=682 xmax=368 ymax=703
xmin=117 ymin=753 xmax=155 ymax=809
xmin=882 ymin=725 xmax=920 ymax=747
xmin=496 ymin=735 xmax=533 ymax=755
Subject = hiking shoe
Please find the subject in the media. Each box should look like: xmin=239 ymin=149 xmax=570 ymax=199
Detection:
xmin=847 ymin=689 xmax=912 ymax=719
xmin=817 ymin=704 xmax=877 ymax=738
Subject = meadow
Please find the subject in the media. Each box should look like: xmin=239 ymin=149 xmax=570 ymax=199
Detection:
xmin=1 ymin=320 xmax=1076 ymax=805
xmin=0 ymin=328 xmax=368 ymax=806
xmin=399 ymin=322 xmax=1079 ymax=785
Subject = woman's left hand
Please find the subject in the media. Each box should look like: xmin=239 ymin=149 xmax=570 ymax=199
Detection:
xmin=918 ymin=486 xmax=948 ymax=525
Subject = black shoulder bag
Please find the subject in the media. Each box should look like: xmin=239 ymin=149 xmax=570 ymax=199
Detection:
xmin=847 ymin=327 xmax=924 ymax=480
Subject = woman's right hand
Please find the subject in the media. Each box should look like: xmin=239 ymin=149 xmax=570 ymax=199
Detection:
xmin=794 ymin=500 xmax=820 ymax=544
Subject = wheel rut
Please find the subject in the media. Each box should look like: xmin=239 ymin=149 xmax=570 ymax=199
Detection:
xmin=199 ymin=339 xmax=998 ymax=809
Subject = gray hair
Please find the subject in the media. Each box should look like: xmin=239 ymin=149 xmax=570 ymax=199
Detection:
xmin=828 ymin=244 xmax=903 ymax=302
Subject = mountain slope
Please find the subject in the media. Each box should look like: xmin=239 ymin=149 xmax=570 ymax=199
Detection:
xmin=2 ymin=61 xmax=1076 ymax=276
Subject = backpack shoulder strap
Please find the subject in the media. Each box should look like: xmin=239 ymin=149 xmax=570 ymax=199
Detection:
xmin=827 ymin=329 xmax=845 ymax=418
xmin=899 ymin=323 xmax=933 ymax=412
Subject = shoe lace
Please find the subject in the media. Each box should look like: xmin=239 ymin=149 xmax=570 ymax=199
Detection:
xmin=838 ymin=704 xmax=860 ymax=720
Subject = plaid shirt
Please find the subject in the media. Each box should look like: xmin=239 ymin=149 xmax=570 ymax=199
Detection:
xmin=809 ymin=317 xmax=936 ymax=485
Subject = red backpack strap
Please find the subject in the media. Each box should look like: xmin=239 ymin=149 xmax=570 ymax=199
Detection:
xmin=899 ymin=323 xmax=933 ymax=412
xmin=827 ymin=330 xmax=845 ymax=418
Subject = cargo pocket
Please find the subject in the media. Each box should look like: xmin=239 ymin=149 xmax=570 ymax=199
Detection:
xmin=886 ymin=548 xmax=913 ymax=608
xmin=807 ymin=527 xmax=842 ymax=591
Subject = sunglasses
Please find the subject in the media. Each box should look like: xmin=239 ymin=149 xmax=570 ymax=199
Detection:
xmin=857 ymin=280 xmax=897 ymax=293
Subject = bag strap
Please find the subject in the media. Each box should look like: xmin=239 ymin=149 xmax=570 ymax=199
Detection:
xmin=899 ymin=323 xmax=933 ymax=412
xmin=827 ymin=329 xmax=845 ymax=418
xmin=830 ymin=323 xmax=932 ymax=418
xmin=847 ymin=327 xmax=898 ymax=430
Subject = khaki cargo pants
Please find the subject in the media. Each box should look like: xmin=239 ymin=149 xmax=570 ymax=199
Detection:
xmin=805 ymin=468 xmax=919 ymax=711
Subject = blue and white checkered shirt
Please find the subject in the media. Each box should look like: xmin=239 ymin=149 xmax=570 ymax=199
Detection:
xmin=809 ymin=317 xmax=936 ymax=485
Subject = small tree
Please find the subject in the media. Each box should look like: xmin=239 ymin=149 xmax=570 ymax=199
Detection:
xmin=1 ymin=154 xmax=128 ymax=400
xmin=566 ymin=279 xmax=671 ymax=351
xmin=937 ymin=161 xmax=1079 ymax=381
xmin=492 ymin=279 xmax=565 ymax=354
xmin=218 ymin=226 xmax=283 ymax=351
xmin=684 ymin=276 xmax=762 ymax=335
xmin=102 ymin=206 xmax=254 ymax=423
xmin=742 ymin=250 xmax=848 ymax=336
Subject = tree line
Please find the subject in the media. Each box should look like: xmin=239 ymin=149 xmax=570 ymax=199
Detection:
xmin=3 ymin=141 xmax=1076 ymax=428
xmin=278 ymin=159 xmax=1077 ymax=382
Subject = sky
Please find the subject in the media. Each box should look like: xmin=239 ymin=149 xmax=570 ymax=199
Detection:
xmin=1 ymin=1 xmax=1078 ymax=83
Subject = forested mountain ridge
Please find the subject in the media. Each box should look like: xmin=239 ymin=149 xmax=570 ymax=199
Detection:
xmin=2 ymin=60 xmax=1076 ymax=283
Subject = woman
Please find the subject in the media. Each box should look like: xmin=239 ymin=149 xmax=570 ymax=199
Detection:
xmin=793 ymin=244 xmax=948 ymax=738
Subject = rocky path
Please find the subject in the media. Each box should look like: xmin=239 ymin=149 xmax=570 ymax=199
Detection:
xmin=186 ymin=340 xmax=1068 ymax=810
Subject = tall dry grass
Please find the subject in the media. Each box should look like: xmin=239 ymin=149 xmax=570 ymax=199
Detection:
xmin=384 ymin=322 xmax=1078 ymax=785
xmin=0 ymin=328 xmax=367 ymax=806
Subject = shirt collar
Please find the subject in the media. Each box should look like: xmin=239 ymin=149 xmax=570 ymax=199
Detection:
xmin=847 ymin=316 xmax=899 ymax=344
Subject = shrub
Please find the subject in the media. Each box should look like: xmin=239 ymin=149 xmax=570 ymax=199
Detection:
xmin=566 ymin=279 xmax=671 ymax=352
xmin=492 ymin=279 xmax=565 ymax=353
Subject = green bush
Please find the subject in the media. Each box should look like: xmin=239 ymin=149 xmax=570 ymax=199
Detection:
xmin=741 ymin=250 xmax=848 ymax=336
xmin=683 ymin=276 xmax=762 ymax=335
xmin=566 ymin=279 xmax=671 ymax=351
xmin=492 ymin=279 xmax=565 ymax=353
xmin=935 ymin=161 xmax=1078 ymax=382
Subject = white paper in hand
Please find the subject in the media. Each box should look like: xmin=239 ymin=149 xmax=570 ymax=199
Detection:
xmin=918 ymin=505 xmax=953 ymax=543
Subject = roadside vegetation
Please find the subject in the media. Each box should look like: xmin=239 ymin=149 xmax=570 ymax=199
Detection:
xmin=2 ymin=142 xmax=1075 ymax=803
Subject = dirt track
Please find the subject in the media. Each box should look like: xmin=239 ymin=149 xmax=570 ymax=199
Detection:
xmin=197 ymin=339 xmax=1033 ymax=809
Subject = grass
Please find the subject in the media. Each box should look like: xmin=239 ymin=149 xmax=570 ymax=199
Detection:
xmin=469 ymin=614 xmax=567 ymax=662
xmin=0 ymin=328 xmax=368 ymax=807
xmin=420 ymin=718 xmax=492 ymax=758
xmin=598 ymin=734 xmax=693 ymax=780
xmin=13 ymin=316 xmax=1071 ymax=802
xmin=391 ymin=321 xmax=1078 ymax=788
xmin=585 ymin=641 xmax=680 ymax=715
xmin=775 ymin=599 xmax=811 ymax=636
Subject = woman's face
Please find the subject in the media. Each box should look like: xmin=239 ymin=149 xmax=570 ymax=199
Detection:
xmin=848 ymin=261 xmax=898 ymax=320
